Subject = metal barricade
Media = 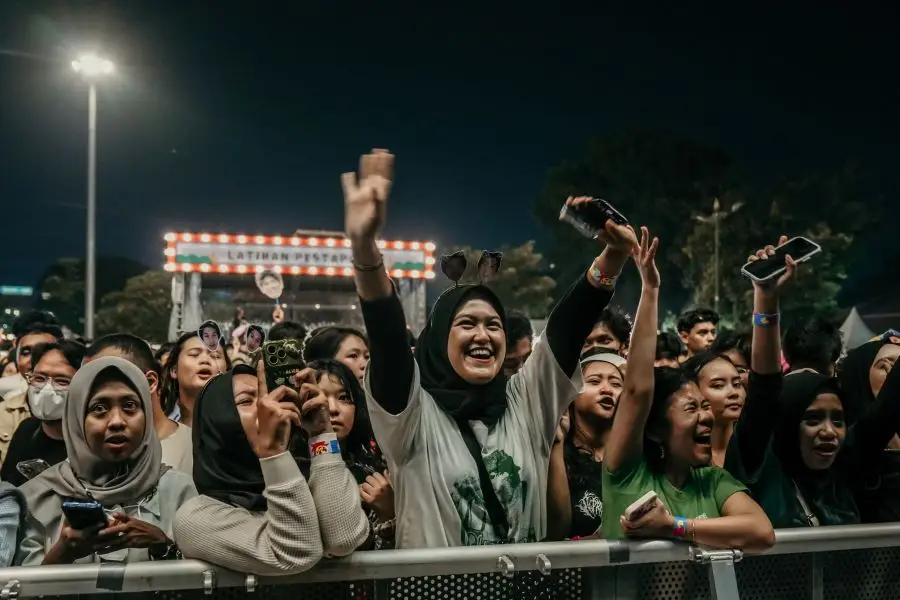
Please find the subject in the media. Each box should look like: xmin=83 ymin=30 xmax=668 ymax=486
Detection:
xmin=3 ymin=524 xmax=900 ymax=599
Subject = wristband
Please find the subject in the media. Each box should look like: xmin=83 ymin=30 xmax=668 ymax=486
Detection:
xmin=753 ymin=312 xmax=779 ymax=328
xmin=672 ymin=516 xmax=689 ymax=539
xmin=588 ymin=262 xmax=617 ymax=288
xmin=308 ymin=432 xmax=341 ymax=457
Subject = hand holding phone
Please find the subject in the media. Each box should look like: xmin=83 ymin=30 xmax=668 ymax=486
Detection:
xmin=559 ymin=196 xmax=629 ymax=240
xmin=624 ymin=491 xmax=659 ymax=522
xmin=741 ymin=236 xmax=819 ymax=284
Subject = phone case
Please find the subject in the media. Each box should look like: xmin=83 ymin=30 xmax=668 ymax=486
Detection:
xmin=740 ymin=237 xmax=822 ymax=282
xmin=262 ymin=339 xmax=304 ymax=392
xmin=624 ymin=491 xmax=659 ymax=521
xmin=61 ymin=500 xmax=108 ymax=530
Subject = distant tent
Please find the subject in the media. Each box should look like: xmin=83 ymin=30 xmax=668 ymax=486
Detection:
xmin=840 ymin=307 xmax=875 ymax=351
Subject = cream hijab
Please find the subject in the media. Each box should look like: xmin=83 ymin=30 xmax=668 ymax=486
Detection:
xmin=23 ymin=357 xmax=166 ymax=517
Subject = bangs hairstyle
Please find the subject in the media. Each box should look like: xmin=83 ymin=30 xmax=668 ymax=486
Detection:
xmin=305 ymin=359 xmax=380 ymax=463
xmin=644 ymin=367 xmax=696 ymax=471
xmin=302 ymin=326 xmax=368 ymax=364
xmin=681 ymin=352 xmax=737 ymax=379
xmin=31 ymin=340 xmax=87 ymax=371
xmin=160 ymin=331 xmax=200 ymax=415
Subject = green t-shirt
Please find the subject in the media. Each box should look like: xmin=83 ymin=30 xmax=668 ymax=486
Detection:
xmin=601 ymin=456 xmax=747 ymax=540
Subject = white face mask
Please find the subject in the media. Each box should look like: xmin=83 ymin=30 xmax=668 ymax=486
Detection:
xmin=27 ymin=382 xmax=68 ymax=421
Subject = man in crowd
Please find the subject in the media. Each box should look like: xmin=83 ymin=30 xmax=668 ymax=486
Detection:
xmin=503 ymin=312 xmax=533 ymax=377
xmin=677 ymin=308 xmax=719 ymax=357
xmin=782 ymin=315 xmax=843 ymax=376
xmin=0 ymin=312 xmax=62 ymax=466
xmin=581 ymin=308 xmax=632 ymax=358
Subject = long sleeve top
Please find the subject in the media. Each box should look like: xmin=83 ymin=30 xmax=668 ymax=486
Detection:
xmin=173 ymin=451 xmax=369 ymax=576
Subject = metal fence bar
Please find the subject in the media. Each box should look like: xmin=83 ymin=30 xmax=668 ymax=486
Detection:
xmin=2 ymin=524 xmax=900 ymax=598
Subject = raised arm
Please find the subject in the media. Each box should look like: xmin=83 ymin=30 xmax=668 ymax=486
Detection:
xmin=542 ymin=197 xmax=636 ymax=377
xmin=604 ymin=228 xmax=659 ymax=474
xmin=730 ymin=238 xmax=795 ymax=476
xmin=343 ymin=149 xmax=414 ymax=414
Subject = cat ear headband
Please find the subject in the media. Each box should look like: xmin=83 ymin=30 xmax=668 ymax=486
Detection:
xmin=440 ymin=250 xmax=503 ymax=286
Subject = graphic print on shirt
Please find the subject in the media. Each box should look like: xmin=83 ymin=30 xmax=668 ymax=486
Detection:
xmin=576 ymin=490 xmax=603 ymax=523
xmin=450 ymin=449 xmax=536 ymax=545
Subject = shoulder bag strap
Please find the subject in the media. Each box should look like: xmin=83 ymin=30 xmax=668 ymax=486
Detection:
xmin=792 ymin=480 xmax=821 ymax=527
xmin=456 ymin=419 xmax=510 ymax=542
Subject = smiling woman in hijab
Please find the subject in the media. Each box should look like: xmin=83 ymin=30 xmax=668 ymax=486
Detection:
xmin=17 ymin=357 xmax=197 ymax=566
xmin=343 ymin=150 xmax=636 ymax=548
xmin=173 ymin=363 xmax=369 ymax=575
xmin=838 ymin=337 xmax=900 ymax=522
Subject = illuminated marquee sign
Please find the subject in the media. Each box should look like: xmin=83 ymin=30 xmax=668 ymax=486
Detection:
xmin=163 ymin=232 xmax=436 ymax=280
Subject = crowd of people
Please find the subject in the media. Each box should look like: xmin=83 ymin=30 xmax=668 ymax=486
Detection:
xmin=0 ymin=148 xmax=895 ymax=578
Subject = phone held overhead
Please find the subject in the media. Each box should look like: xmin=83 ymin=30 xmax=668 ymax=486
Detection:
xmin=741 ymin=236 xmax=821 ymax=282
xmin=559 ymin=197 xmax=629 ymax=240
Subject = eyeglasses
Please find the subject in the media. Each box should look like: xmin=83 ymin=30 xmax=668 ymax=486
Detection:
xmin=26 ymin=373 xmax=72 ymax=390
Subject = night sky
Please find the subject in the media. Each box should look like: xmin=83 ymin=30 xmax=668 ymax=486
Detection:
xmin=2 ymin=1 xmax=898 ymax=287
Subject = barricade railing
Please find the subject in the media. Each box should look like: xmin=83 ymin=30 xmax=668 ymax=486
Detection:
xmin=2 ymin=523 xmax=900 ymax=599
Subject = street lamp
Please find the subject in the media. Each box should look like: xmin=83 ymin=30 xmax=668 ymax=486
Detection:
xmin=694 ymin=198 xmax=743 ymax=314
xmin=72 ymin=54 xmax=114 ymax=339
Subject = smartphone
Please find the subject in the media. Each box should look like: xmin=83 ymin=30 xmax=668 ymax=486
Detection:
xmin=740 ymin=236 xmax=821 ymax=283
xmin=624 ymin=491 xmax=659 ymax=522
xmin=61 ymin=499 xmax=108 ymax=530
xmin=16 ymin=458 xmax=51 ymax=481
xmin=560 ymin=198 xmax=629 ymax=240
xmin=262 ymin=339 xmax=304 ymax=392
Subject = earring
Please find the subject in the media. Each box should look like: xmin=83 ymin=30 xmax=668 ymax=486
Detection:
xmin=658 ymin=445 xmax=666 ymax=460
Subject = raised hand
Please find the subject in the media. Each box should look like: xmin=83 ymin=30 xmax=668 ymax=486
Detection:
xmin=291 ymin=368 xmax=332 ymax=437
xmin=633 ymin=226 xmax=660 ymax=289
xmin=342 ymin=149 xmax=394 ymax=243
xmin=747 ymin=235 xmax=797 ymax=295
xmin=560 ymin=196 xmax=639 ymax=254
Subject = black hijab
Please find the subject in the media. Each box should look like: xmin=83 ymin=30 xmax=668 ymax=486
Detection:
xmin=838 ymin=339 xmax=890 ymax=426
xmin=772 ymin=370 xmax=844 ymax=482
xmin=413 ymin=284 xmax=509 ymax=428
xmin=192 ymin=365 xmax=310 ymax=511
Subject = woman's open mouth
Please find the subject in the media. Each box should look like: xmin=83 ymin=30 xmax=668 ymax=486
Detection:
xmin=814 ymin=442 xmax=838 ymax=458
xmin=465 ymin=346 xmax=495 ymax=364
xmin=104 ymin=434 xmax=130 ymax=449
xmin=694 ymin=431 xmax=712 ymax=447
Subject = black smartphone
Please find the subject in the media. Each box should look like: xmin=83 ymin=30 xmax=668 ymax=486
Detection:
xmin=61 ymin=499 xmax=108 ymax=530
xmin=740 ymin=236 xmax=821 ymax=282
xmin=16 ymin=458 xmax=51 ymax=481
xmin=560 ymin=197 xmax=629 ymax=239
xmin=262 ymin=339 xmax=304 ymax=392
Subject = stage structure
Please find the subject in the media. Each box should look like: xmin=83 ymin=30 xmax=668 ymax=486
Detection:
xmin=162 ymin=230 xmax=435 ymax=340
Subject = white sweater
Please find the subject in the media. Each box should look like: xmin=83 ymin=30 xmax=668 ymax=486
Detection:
xmin=173 ymin=451 xmax=369 ymax=576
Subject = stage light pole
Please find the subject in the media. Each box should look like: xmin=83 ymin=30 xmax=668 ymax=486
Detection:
xmin=72 ymin=54 xmax=114 ymax=339
xmin=694 ymin=198 xmax=743 ymax=314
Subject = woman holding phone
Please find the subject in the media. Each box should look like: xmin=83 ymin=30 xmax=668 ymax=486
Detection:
xmin=18 ymin=357 xmax=196 ymax=565
xmin=600 ymin=229 xmax=774 ymax=550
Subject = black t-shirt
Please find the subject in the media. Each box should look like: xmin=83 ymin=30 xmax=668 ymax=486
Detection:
xmin=0 ymin=417 xmax=67 ymax=487
xmin=565 ymin=445 xmax=606 ymax=538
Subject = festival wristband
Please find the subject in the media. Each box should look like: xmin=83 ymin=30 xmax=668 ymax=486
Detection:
xmin=588 ymin=262 xmax=617 ymax=288
xmin=672 ymin=516 xmax=689 ymax=539
xmin=752 ymin=312 xmax=779 ymax=328
xmin=308 ymin=432 xmax=341 ymax=458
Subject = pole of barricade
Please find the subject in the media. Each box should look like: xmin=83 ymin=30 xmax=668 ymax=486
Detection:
xmin=809 ymin=553 xmax=824 ymax=600
xmin=692 ymin=547 xmax=742 ymax=600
